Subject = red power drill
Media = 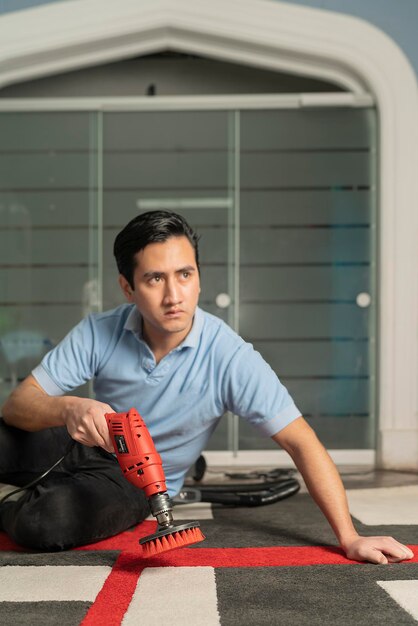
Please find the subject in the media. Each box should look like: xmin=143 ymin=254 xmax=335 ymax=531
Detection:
xmin=106 ymin=407 xmax=205 ymax=557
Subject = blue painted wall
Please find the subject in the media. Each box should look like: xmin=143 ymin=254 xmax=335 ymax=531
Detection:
xmin=0 ymin=0 xmax=66 ymax=13
xmin=283 ymin=1 xmax=418 ymax=78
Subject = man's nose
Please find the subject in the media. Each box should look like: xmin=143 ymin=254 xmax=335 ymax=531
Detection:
xmin=163 ymin=278 xmax=181 ymax=304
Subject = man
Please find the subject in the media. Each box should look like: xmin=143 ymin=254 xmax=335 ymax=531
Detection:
xmin=0 ymin=211 xmax=413 ymax=563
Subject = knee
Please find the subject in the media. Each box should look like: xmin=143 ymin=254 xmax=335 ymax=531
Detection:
xmin=6 ymin=486 xmax=89 ymax=551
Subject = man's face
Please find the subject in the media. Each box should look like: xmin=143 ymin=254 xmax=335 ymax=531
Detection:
xmin=119 ymin=236 xmax=200 ymax=344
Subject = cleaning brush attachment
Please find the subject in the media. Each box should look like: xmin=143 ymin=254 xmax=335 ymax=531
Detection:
xmin=140 ymin=491 xmax=204 ymax=557
xmin=106 ymin=408 xmax=205 ymax=557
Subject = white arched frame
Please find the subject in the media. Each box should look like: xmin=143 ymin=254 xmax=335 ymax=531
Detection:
xmin=0 ymin=0 xmax=417 ymax=468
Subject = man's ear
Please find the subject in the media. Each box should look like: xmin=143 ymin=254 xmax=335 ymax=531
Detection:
xmin=118 ymin=274 xmax=134 ymax=302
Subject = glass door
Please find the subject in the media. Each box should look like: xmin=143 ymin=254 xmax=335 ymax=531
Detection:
xmin=0 ymin=104 xmax=376 ymax=453
xmin=100 ymin=110 xmax=238 ymax=450
xmin=0 ymin=111 xmax=100 ymax=405
xmin=238 ymin=108 xmax=377 ymax=451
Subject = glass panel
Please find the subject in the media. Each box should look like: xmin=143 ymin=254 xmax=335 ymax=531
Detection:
xmin=0 ymin=104 xmax=377 ymax=456
xmin=101 ymin=111 xmax=238 ymax=450
xmin=0 ymin=112 xmax=99 ymax=404
xmin=238 ymin=108 xmax=377 ymax=450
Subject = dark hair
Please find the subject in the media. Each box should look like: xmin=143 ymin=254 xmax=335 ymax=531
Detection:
xmin=113 ymin=210 xmax=200 ymax=288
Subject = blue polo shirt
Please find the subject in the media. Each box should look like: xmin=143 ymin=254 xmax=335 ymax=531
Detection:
xmin=32 ymin=304 xmax=301 ymax=496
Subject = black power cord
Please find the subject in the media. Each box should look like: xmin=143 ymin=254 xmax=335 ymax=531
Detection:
xmin=0 ymin=440 xmax=76 ymax=506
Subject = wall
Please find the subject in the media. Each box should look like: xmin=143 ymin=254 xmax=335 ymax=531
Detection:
xmin=0 ymin=0 xmax=65 ymax=13
xmin=284 ymin=0 xmax=418 ymax=80
xmin=2 ymin=0 xmax=418 ymax=84
xmin=2 ymin=0 xmax=418 ymax=83
xmin=0 ymin=54 xmax=342 ymax=98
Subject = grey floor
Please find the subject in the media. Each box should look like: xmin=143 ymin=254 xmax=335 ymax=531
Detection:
xmin=332 ymin=466 xmax=418 ymax=490
xmin=186 ymin=464 xmax=418 ymax=492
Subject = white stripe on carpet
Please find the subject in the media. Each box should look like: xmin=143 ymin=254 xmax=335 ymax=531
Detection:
xmin=346 ymin=485 xmax=418 ymax=525
xmin=146 ymin=502 xmax=213 ymax=521
xmin=123 ymin=567 xmax=220 ymax=625
xmin=377 ymin=581 xmax=418 ymax=620
xmin=0 ymin=566 xmax=111 ymax=602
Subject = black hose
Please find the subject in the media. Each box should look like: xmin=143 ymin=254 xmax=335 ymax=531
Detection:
xmin=192 ymin=477 xmax=299 ymax=494
xmin=176 ymin=478 xmax=301 ymax=507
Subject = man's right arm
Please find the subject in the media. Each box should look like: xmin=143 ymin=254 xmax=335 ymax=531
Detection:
xmin=1 ymin=375 xmax=114 ymax=452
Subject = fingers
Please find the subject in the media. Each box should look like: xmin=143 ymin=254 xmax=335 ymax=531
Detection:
xmin=353 ymin=545 xmax=388 ymax=565
xmin=378 ymin=537 xmax=414 ymax=562
xmin=385 ymin=540 xmax=414 ymax=563
xmin=71 ymin=416 xmax=106 ymax=448
xmin=352 ymin=537 xmax=414 ymax=565
xmin=373 ymin=552 xmax=388 ymax=565
xmin=370 ymin=537 xmax=414 ymax=565
xmin=65 ymin=400 xmax=115 ymax=452
xmin=92 ymin=408 xmax=115 ymax=453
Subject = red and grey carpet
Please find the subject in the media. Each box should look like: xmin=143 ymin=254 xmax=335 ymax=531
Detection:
xmin=1 ymin=482 xmax=418 ymax=625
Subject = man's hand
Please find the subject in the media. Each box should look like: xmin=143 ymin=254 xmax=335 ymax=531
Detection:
xmin=63 ymin=397 xmax=115 ymax=452
xmin=343 ymin=535 xmax=414 ymax=564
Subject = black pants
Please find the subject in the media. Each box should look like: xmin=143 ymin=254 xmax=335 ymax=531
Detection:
xmin=0 ymin=419 xmax=150 ymax=551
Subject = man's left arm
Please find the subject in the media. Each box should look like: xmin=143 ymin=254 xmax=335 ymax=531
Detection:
xmin=273 ymin=416 xmax=414 ymax=564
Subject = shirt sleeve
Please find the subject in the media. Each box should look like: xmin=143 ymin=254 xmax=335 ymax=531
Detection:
xmin=222 ymin=342 xmax=301 ymax=436
xmin=32 ymin=315 xmax=99 ymax=395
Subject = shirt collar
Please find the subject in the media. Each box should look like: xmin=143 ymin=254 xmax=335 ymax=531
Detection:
xmin=124 ymin=305 xmax=142 ymax=336
xmin=180 ymin=306 xmax=203 ymax=348
xmin=123 ymin=304 xmax=203 ymax=349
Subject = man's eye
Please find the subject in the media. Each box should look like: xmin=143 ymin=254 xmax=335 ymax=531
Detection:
xmin=182 ymin=272 xmax=190 ymax=279
xmin=150 ymin=276 xmax=161 ymax=284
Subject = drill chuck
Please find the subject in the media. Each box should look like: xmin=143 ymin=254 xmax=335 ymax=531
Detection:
xmin=149 ymin=492 xmax=174 ymax=528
